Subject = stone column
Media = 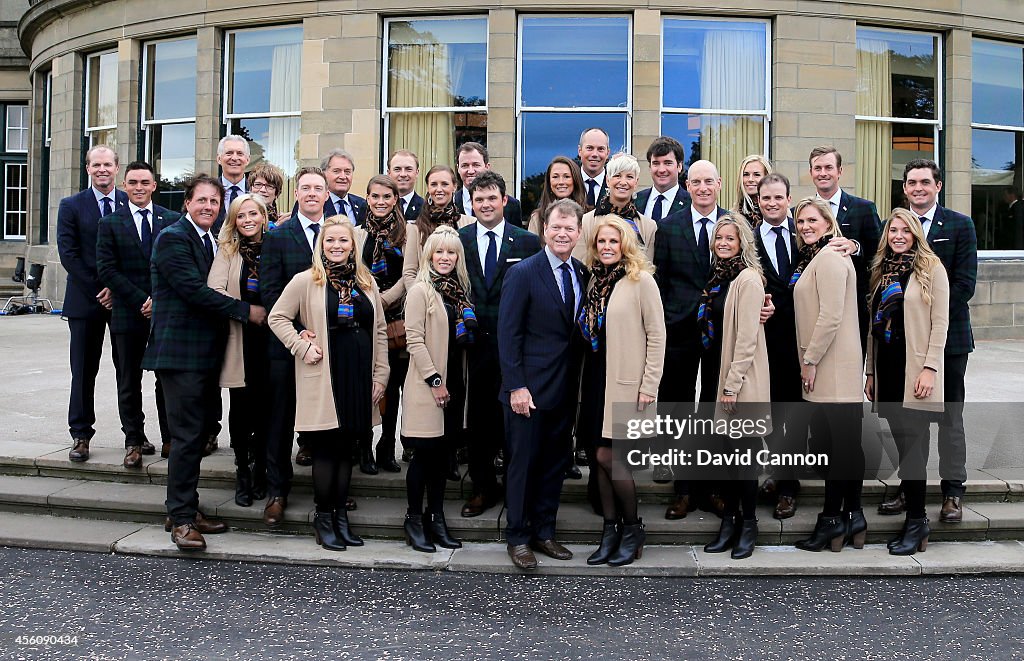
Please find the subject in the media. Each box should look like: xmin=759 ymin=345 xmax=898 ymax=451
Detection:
xmin=195 ymin=26 xmax=223 ymax=178
xmin=944 ymin=29 xmax=973 ymax=215
xmin=116 ymin=38 xmax=141 ymax=167
xmin=487 ymin=9 xmax=516 ymax=184
xmin=632 ymin=9 xmax=660 ymax=188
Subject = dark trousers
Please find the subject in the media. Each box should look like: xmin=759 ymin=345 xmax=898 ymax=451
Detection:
xmin=660 ymin=336 xmax=705 ymax=497
xmin=503 ymin=405 xmax=572 ymax=545
xmin=939 ymin=353 xmax=969 ymax=497
xmin=379 ymin=348 xmax=409 ymax=449
xmin=466 ymin=342 xmax=504 ymax=498
xmin=266 ymin=357 xmax=296 ymax=499
xmin=764 ymin=352 xmax=806 ymax=497
xmin=160 ymin=368 xmax=219 ymax=525
xmin=228 ymin=378 xmax=269 ymax=465
xmin=112 ymin=331 xmax=168 ymax=447
xmin=67 ymin=316 xmax=115 ymax=440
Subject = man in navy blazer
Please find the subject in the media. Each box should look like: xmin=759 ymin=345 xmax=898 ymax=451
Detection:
xmin=498 ymin=198 xmax=589 ymax=570
xmin=96 ymin=161 xmax=179 ymax=467
xmin=388 ymin=149 xmax=425 ymax=220
xmin=578 ymin=127 xmax=610 ymax=209
xmin=215 ymin=135 xmax=251 ymax=231
xmin=454 ymin=142 xmax=523 ymax=228
xmin=457 ymin=172 xmax=542 ymax=518
xmin=634 ymin=136 xmax=691 ymax=222
xmin=289 ymin=149 xmax=368 ymax=226
xmin=57 ymin=145 xmax=128 ymax=462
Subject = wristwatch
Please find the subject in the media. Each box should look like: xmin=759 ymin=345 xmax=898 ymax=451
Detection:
xmin=803 ymin=358 xmax=814 ymax=366
xmin=425 ymin=374 xmax=443 ymax=388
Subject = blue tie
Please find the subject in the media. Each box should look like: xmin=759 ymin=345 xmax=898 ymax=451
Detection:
xmin=697 ymin=218 xmax=711 ymax=273
xmin=202 ymin=232 xmax=214 ymax=266
xmin=309 ymin=222 xmax=320 ymax=249
xmin=228 ymin=185 xmax=240 ymax=207
xmin=101 ymin=197 xmax=113 ymax=218
xmin=773 ymin=226 xmax=791 ymax=278
xmin=586 ymin=180 xmax=597 ymax=207
xmin=652 ymin=193 xmax=666 ymax=222
xmin=484 ymin=231 xmax=498 ymax=290
xmin=337 ymin=198 xmax=348 ymax=218
xmin=559 ymin=262 xmax=575 ymax=319
xmin=139 ymin=209 xmax=152 ymax=256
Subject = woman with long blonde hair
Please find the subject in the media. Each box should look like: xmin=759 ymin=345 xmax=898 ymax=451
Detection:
xmin=865 ymin=208 xmax=949 ymax=555
xmin=268 ymin=217 xmax=389 ymax=551
xmin=732 ymin=155 xmax=773 ymax=226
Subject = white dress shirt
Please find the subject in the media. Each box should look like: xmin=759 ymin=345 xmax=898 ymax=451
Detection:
xmin=759 ymin=219 xmax=793 ymax=275
xmin=644 ymin=184 xmax=680 ymax=219
xmin=462 ymin=188 xmax=474 ymax=217
xmin=128 ymin=201 xmax=154 ymax=241
xmin=544 ymin=245 xmax=580 ymax=312
xmin=297 ymin=212 xmax=325 ymax=251
xmin=692 ymin=207 xmax=719 ymax=257
xmin=93 ymin=187 xmax=117 ymax=216
xmin=476 ymin=220 xmax=506 ymax=270
xmin=186 ymin=215 xmax=217 ymax=257
xmin=917 ymin=204 xmax=938 ymax=237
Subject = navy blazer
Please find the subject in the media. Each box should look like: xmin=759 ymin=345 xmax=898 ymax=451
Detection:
xmin=927 ymin=205 xmax=978 ymax=355
xmin=402 ymin=192 xmax=426 ymax=221
xmin=289 ymin=194 xmax=368 ymax=226
xmin=57 ymin=188 xmax=128 ymax=319
xmin=835 ymin=190 xmax=882 ymax=348
xmin=754 ymin=219 xmax=802 ymax=400
xmin=497 ymin=250 xmax=590 ymax=410
xmin=455 ymin=188 xmax=524 ymax=228
xmin=635 ymin=186 xmax=691 ymax=221
xmin=261 ymin=215 xmax=315 ymax=360
xmin=96 ymin=203 xmax=179 ymax=334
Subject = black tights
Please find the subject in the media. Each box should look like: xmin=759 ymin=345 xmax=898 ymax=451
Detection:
xmin=406 ymin=446 xmax=447 ymax=515
xmin=812 ymin=404 xmax=865 ymax=516
xmin=721 ymin=479 xmax=759 ymax=521
xmin=823 ymin=480 xmax=863 ymax=517
xmin=309 ymin=430 xmax=355 ymax=513
xmin=594 ymin=446 xmax=638 ymax=525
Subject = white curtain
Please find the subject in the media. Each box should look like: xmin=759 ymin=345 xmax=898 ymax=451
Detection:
xmin=267 ymin=42 xmax=301 ymax=212
xmin=856 ymin=38 xmax=893 ymax=217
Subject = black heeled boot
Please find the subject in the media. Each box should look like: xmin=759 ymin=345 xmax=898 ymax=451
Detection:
xmin=359 ymin=441 xmax=378 ymax=475
xmin=844 ymin=509 xmax=868 ymax=549
xmin=704 ymin=515 xmax=740 ymax=553
xmin=427 ymin=512 xmax=462 ymax=549
xmin=376 ymin=438 xmax=401 ymax=473
xmin=795 ymin=513 xmax=846 ymax=552
xmin=889 ymin=517 xmax=929 ymax=556
xmin=731 ymin=519 xmax=758 ymax=559
xmin=608 ymin=519 xmax=645 ymax=567
xmin=404 ymin=513 xmax=436 ymax=553
xmin=233 ymin=448 xmax=253 ymax=507
xmin=313 ymin=511 xmax=346 ymax=551
xmin=587 ymin=521 xmax=621 ymax=565
xmin=332 ymin=510 xmax=364 ymax=547
xmin=888 ymin=519 xmax=909 ymax=550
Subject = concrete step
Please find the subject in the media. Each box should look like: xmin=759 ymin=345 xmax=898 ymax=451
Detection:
xmin=0 ymin=473 xmax=1019 ymax=546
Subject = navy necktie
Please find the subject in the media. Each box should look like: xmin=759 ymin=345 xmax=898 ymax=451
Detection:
xmin=309 ymin=222 xmax=320 ymax=249
xmin=484 ymin=231 xmax=498 ymax=290
xmin=202 ymin=232 xmax=214 ymax=266
xmin=101 ymin=197 xmax=113 ymax=218
xmin=228 ymin=185 xmax=240 ymax=207
xmin=697 ymin=218 xmax=711 ymax=271
xmin=559 ymin=262 xmax=575 ymax=319
xmin=773 ymin=226 xmax=791 ymax=278
xmin=139 ymin=209 xmax=152 ymax=256
xmin=652 ymin=193 xmax=666 ymax=222
xmin=337 ymin=198 xmax=348 ymax=218
xmin=586 ymin=180 xmax=598 ymax=207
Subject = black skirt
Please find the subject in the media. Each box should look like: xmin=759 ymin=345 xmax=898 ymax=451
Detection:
xmin=326 ymin=285 xmax=374 ymax=438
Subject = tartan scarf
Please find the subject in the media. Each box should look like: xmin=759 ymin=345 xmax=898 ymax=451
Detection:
xmin=579 ymin=260 xmax=627 ymax=352
xmin=872 ymin=250 xmax=916 ymax=344
xmin=431 ymin=272 xmax=477 ymax=344
xmin=325 ymin=258 xmax=357 ymax=322
xmin=595 ymin=194 xmax=644 ymax=245
xmin=426 ymin=198 xmax=462 ymax=230
xmin=788 ymin=234 xmax=834 ymax=289
xmin=364 ymin=210 xmax=403 ymax=286
xmin=698 ymin=255 xmax=746 ymax=349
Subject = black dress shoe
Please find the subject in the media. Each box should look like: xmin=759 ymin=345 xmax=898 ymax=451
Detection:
xmin=587 ymin=521 xmax=621 ymax=565
xmin=140 ymin=440 xmax=156 ymax=456
xmin=313 ymin=512 xmax=346 ymax=551
xmin=507 ymin=544 xmax=538 ymax=570
xmin=332 ymin=510 xmax=364 ymax=546
xmin=564 ymin=464 xmax=583 ymax=480
xmin=531 ymin=538 xmax=572 ymax=560
xmin=377 ymin=452 xmax=401 ymax=473
xmin=608 ymin=520 xmax=645 ymax=567
xmin=652 ymin=465 xmax=673 ymax=484
xmin=69 ymin=439 xmax=90 ymax=462
xmin=731 ymin=519 xmax=758 ymax=560
xmin=359 ymin=444 xmax=378 ymax=475
xmin=427 ymin=512 xmax=462 ymax=549
xmin=574 ymin=448 xmax=589 ymax=467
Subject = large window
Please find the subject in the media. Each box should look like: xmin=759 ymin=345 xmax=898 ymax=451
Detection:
xmin=143 ymin=36 xmax=197 ymax=208
xmin=384 ymin=17 xmax=487 ymax=191
xmin=224 ymin=25 xmax=302 ymax=212
xmin=855 ymin=28 xmax=940 ymax=219
xmin=85 ymin=51 xmax=118 ymax=151
xmin=518 ymin=15 xmax=630 ymax=216
xmin=1 ymin=103 xmax=29 ymax=240
xmin=661 ymin=18 xmax=770 ymax=211
xmin=972 ymin=38 xmax=1024 ymax=251
xmin=5 ymin=106 xmax=28 ymax=153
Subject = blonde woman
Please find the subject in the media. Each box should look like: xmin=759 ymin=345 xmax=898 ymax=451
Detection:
xmin=573 ymin=153 xmax=658 ymax=264
xmin=700 ymin=213 xmax=771 ymax=560
xmin=208 ymin=194 xmax=270 ymax=507
xmin=790 ymin=197 xmax=866 ymax=553
xmin=268 ymin=217 xmax=389 ymax=551
xmin=732 ymin=155 xmax=773 ymax=227
xmin=865 ymin=208 xmax=949 ymax=556
xmin=400 ymin=225 xmax=476 ymax=552
xmin=579 ymin=215 xmax=665 ymax=567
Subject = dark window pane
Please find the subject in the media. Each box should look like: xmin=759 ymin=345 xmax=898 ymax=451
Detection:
xmin=388 ymin=19 xmax=487 ymax=108
xmin=228 ymin=26 xmax=302 ymax=115
xmin=663 ymin=19 xmax=766 ymax=111
xmin=146 ymin=38 xmax=197 ymax=121
xmin=973 ymin=40 xmax=1024 ymax=127
xmin=972 ymin=128 xmax=1024 ymax=250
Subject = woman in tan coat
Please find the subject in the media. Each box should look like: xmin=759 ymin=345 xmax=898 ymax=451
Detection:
xmin=572 ymin=153 xmax=658 ymax=264
xmin=700 ymin=213 xmax=771 ymax=560
xmin=209 ymin=194 xmax=270 ymax=507
xmin=400 ymin=226 xmax=476 ymax=552
xmin=269 ymin=217 xmax=389 ymax=551
xmin=791 ymin=197 xmax=866 ymax=553
xmin=578 ymin=215 xmax=666 ymax=568
xmin=865 ymin=208 xmax=949 ymax=556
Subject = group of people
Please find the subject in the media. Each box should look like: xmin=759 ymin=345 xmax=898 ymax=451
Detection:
xmin=55 ymin=125 xmax=976 ymax=568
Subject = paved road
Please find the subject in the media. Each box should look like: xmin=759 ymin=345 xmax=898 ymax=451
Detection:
xmin=1 ymin=547 xmax=1022 ymax=660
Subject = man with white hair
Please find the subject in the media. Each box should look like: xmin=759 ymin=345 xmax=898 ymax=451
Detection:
xmin=215 ymin=134 xmax=251 ymax=228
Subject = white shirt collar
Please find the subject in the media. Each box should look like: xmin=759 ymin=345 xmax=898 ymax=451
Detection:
xmin=92 ymin=187 xmax=116 ymax=205
xmin=185 ymin=215 xmax=211 ymax=239
xmin=653 ymin=183 xmax=679 ymax=202
xmin=820 ymin=188 xmax=843 ymax=208
xmin=298 ymin=212 xmax=325 ymax=229
xmin=462 ymin=188 xmax=473 ymax=212
xmin=692 ymin=207 xmax=719 ymax=224
xmin=128 ymin=201 xmax=154 ymax=217
xmin=917 ymin=204 xmax=938 ymax=222
xmin=401 ymin=192 xmax=415 ymax=206
xmin=477 ymin=219 xmax=506 ymax=241
xmin=583 ymin=171 xmax=605 ymax=187
xmin=221 ymin=176 xmax=246 ymax=193
xmin=759 ymin=218 xmax=790 ymax=240
xmin=544 ymin=245 xmax=571 ymax=267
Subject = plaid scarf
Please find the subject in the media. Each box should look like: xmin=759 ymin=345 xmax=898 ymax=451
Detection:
xmin=698 ymin=256 xmax=746 ymax=349
xmin=872 ymin=250 xmax=916 ymax=344
xmin=788 ymin=234 xmax=834 ymax=289
xmin=579 ymin=260 xmax=626 ymax=352
xmin=426 ymin=198 xmax=462 ymax=230
xmin=595 ymin=194 xmax=644 ymax=246
xmin=325 ymin=258 xmax=357 ymax=323
xmin=238 ymin=236 xmax=261 ymax=294
xmin=741 ymin=199 xmax=763 ymax=227
xmin=431 ymin=272 xmax=477 ymax=344
xmin=364 ymin=210 xmax=403 ymax=285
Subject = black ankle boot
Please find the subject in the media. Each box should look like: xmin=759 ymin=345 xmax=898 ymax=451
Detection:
xmin=888 ymin=519 xmax=909 ymax=550
xmin=233 ymin=449 xmax=253 ymax=507
xmin=731 ymin=519 xmax=758 ymax=559
xmin=359 ymin=442 xmax=378 ymax=475
xmin=795 ymin=513 xmax=846 ymax=552
xmin=844 ymin=509 xmax=868 ymax=549
xmin=587 ymin=521 xmax=621 ymax=565
xmin=376 ymin=439 xmax=401 ymax=473
xmin=889 ymin=517 xmax=929 ymax=556
xmin=608 ymin=519 xmax=645 ymax=567
xmin=332 ymin=509 xmax=364 ymax=546
xmin=404 ymin=513 xmax=435 ymax=553
xmin=427 ymin=512 xmax=461 ymax=549
xmin=313 ymin=511 xmax=346 ymax=551
xmin=704 ymin=515 xmax=740 ymax=553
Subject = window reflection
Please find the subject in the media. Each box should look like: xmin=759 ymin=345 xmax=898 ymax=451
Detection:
xmin=663 ymin=20 xmax=766 ymax=112
xmin=228 ymin=116 xmax=300 ymax=213
xmin=387 ymin=19 xmax=487 ymax=108
xmin=856 ymin=28 xmax=936 ymax=121
xmin=227 ymin=26 xmax=302 ymax=116
xmin=145 ymin=39 xmax=196 ymax=122
xmin=972 ymin=128 xmax=1024 ymax=250
xmin=973 ymin=40 xmax=1024 ymax=128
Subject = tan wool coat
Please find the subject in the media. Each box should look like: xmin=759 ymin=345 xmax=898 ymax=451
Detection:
xmin=793 ymin=248 xmax=864 ymax=403
xmin=865 ymin=262 xmax=950 ymax=412
xmin=572 ymin=209 xmax=658 ymax=265
xmin=268 ymin=269 xmax=389 ymax=431
xmin=596 ymin=270 xmax=666 ymax=439
xmin=401 ymin=215 xmax=474 ymax=292
xmin=208 ymin=249 xmax=247 ymax=388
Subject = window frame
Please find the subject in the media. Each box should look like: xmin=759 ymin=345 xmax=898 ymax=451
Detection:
xmin=84 ymin=50 xmax=118 ymax=148
xmin=3 ymin=162 xmax=28 ymax=240
xmin=5 ymin=105 xmax=29 ymax=154
xmin=141 ymin=35 xmax=198 ymax=196
xmin=222 ymin=24 xmax=303 ymax=124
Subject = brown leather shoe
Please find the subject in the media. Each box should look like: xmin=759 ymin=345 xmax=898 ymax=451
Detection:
xmin=69 ymin=439 xmax=90 ymax=462
xmin=346 ymin=497 xmax=357 ymax=511
xmin=161 ymin=442 xmax=171 ymax=459
xmin=264 ymin=496 xmax=287 ymax=526
xmin=759 ymin=478 xmax=777 ymax=500
xmin=461 ymin=493 xmax=499 ymax=518
xmin=201 ymin=434 xmax=218 ymax=457
xmin=123 ymin=446 xmax=143 ymax=469
xmin=773 ymin=495 xmax=797 ymax=520
xmin=531 ymin=538 xmax=573 ymax=560
xmin=140 ymin=440 xmax=156 ymax=456
xmin=170 ymin=523 xmax=206 ymax=551
xmin=507 ymin=543 xmax=538 ymax=570
xmin=665 ymin=495 xmax=692 ymax=520
xmin=708 ymin=493 xmax=728 ymax=517
xmin=295 ymin=445 xmax=313 ymax=467
xmin=163 ymin=511 xmax=228 ymax=534
xmin=940 ymin=496 xmax=963 ymax=522
xmin=877 ymin=491 xmax=906 ymax=516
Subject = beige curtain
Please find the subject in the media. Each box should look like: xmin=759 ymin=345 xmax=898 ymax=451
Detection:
xmin=267 ymin=43 xmax=301 ymax=214
xmin=389 ymin=43 xmax=456 ymax=190
xmin=856 ymin=39 xmax=893 ymax=218
xmin=699 ymin=30 xmax=764 ymax=211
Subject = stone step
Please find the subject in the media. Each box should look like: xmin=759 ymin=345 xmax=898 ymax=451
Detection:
xmin=0 ymin=473 xmax=1019 ymax=546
